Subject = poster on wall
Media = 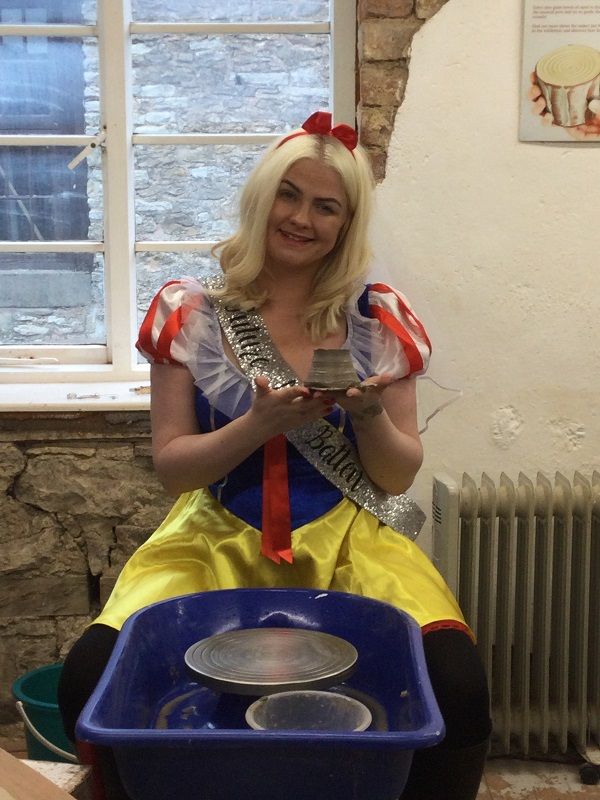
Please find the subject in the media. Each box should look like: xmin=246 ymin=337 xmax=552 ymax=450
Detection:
xmin=520 ymin=0 xmax=600 ymax=141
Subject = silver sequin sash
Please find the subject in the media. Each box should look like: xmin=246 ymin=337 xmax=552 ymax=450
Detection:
xmin=210 ymin=290 xmax=425 ymax=540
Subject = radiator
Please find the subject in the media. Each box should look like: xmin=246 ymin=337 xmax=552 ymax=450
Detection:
xmin=432 ymin=471 xmax=600 ymax=758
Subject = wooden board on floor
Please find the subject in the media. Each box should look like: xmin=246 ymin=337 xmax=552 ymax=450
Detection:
xmin=23 ymin=760 xmax=91 ymax=800
xmin=0 ymin=748 xmax=77 ymax=800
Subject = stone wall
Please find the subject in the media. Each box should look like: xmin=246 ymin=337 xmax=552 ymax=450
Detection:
xmin=0 ymin=1 xmax=451 ymax=746
xmin=0 ymin=412 xmax=173 ymax=745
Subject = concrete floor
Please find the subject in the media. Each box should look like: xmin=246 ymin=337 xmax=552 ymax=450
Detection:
xmin=480 ymin=758 xmax=599 ymax=799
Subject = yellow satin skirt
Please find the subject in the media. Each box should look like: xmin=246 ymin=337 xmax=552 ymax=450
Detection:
xmin=95 ymin=489 xmax=468 ymax=634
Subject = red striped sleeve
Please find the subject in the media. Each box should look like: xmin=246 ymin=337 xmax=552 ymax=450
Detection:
xmin=136 ymin=280 xmax=185 ymax=365
xmin=368 ymin=304 xmax=424 ymax=373
xmin=370 ymin=282 xmax=432 ymax=351
xmin=368 ymin=282 xmax=431 ymax=375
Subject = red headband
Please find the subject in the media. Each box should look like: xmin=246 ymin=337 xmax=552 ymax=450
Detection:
xmin=277 ymin=111 xmax=358 ymax=154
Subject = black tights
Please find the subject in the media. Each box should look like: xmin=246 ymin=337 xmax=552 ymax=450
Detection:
xmin=59 ymin=625 xmax=491 ymax=800
xmin=59 ymin=624 xmax=119 ymax=743
xmin=400 ymin=628 xmax=492 ymax=800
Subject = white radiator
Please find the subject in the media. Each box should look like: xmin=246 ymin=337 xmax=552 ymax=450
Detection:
xmin=432 ymin=471 xmax=600 ymax=758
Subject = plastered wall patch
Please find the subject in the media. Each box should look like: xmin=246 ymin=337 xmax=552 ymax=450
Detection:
xmin=549 ymin=417 xmax=585 ymax=451
xmin=491 ymin=406 xmax=524 ymax=449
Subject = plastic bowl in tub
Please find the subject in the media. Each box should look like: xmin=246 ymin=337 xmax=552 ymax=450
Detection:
xmin=246 ymin=689 xmax=372 ymax=732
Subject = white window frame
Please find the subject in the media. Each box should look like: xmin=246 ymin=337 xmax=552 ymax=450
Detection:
xmin=0 ymin=0 xmax=356 ymax=410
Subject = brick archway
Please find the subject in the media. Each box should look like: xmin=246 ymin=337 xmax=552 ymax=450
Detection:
xmin=357 ymin=0 xmax=450 ymax=181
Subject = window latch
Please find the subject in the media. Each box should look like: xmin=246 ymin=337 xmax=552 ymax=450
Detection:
xmin=67 ymin=131 xmax=107 ymax=170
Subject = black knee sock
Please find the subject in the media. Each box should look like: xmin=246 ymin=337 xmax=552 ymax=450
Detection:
xmin=401 ymin=628 xmax=492 ymax=800
xmin=58 ymin=623 xmax=119 ymax=742
xmin=402 ymin=739 xmax=490 ymax=800
xmin=58 ymin=624 xmax=132 ymax=798
xmin=420 ymin=628 xmax=492 ymax=748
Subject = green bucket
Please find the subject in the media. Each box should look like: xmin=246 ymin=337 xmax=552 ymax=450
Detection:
xmin=12 ymin=662 xmax=77 ymax=763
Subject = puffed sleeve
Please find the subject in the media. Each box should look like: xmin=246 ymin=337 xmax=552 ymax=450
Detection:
xmin=364 ymin=282 xmax=432 ymax=378
xmin=136 ymin=278 xmax=207 ymax=366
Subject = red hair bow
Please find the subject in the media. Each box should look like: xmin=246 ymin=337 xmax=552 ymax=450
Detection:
xmin=277 ymin=111 xmax=358 ymax=153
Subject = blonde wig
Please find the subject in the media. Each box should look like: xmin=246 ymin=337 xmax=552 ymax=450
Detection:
xmin=210 ymin=125 xmax=375 ymax=341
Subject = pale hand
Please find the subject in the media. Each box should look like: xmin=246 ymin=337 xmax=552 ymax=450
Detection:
xmin=250 ymin=375 xmax=334 ymax=436
xmin=528 ymin=72 xmax=600 ymax=140
xmin=325 ymin=374 xmax=394 ymax=423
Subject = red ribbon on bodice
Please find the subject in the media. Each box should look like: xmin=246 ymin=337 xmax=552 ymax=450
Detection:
xmin=261 ymin=434 xmax=293 ymax=564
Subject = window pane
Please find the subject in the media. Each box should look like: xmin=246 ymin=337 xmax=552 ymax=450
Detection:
xmin=0 ymin=2 xmax=95 ymax=24
xmin=132 ymin=1 xmax=329 ymax=22
xmin=133 ymin=34 xmax=329 ymax=133
xmin=135 ymin=144 xmax=264 ymax=241
xmin=0 ymin=252 xmax=105 ymax=346
xmin=0 ymin=147 xmax=102 ymax=241
xmin=0 ymin=37 xmax=98 ymax=135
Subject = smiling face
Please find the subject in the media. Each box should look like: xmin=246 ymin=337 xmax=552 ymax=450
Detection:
xmin=264 ymin=158 xmax=349 ymax=278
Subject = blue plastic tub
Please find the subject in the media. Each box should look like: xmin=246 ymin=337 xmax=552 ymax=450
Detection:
xmin=77 ymin=589 xmax=444 ymax=800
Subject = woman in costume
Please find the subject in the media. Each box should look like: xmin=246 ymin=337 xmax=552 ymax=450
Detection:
xmin=59 ymin=112 xmax=491 ymax=799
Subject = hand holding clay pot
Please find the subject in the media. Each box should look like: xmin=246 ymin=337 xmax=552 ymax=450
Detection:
xmin=528 ymin=44 xmax=600 ymax=140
